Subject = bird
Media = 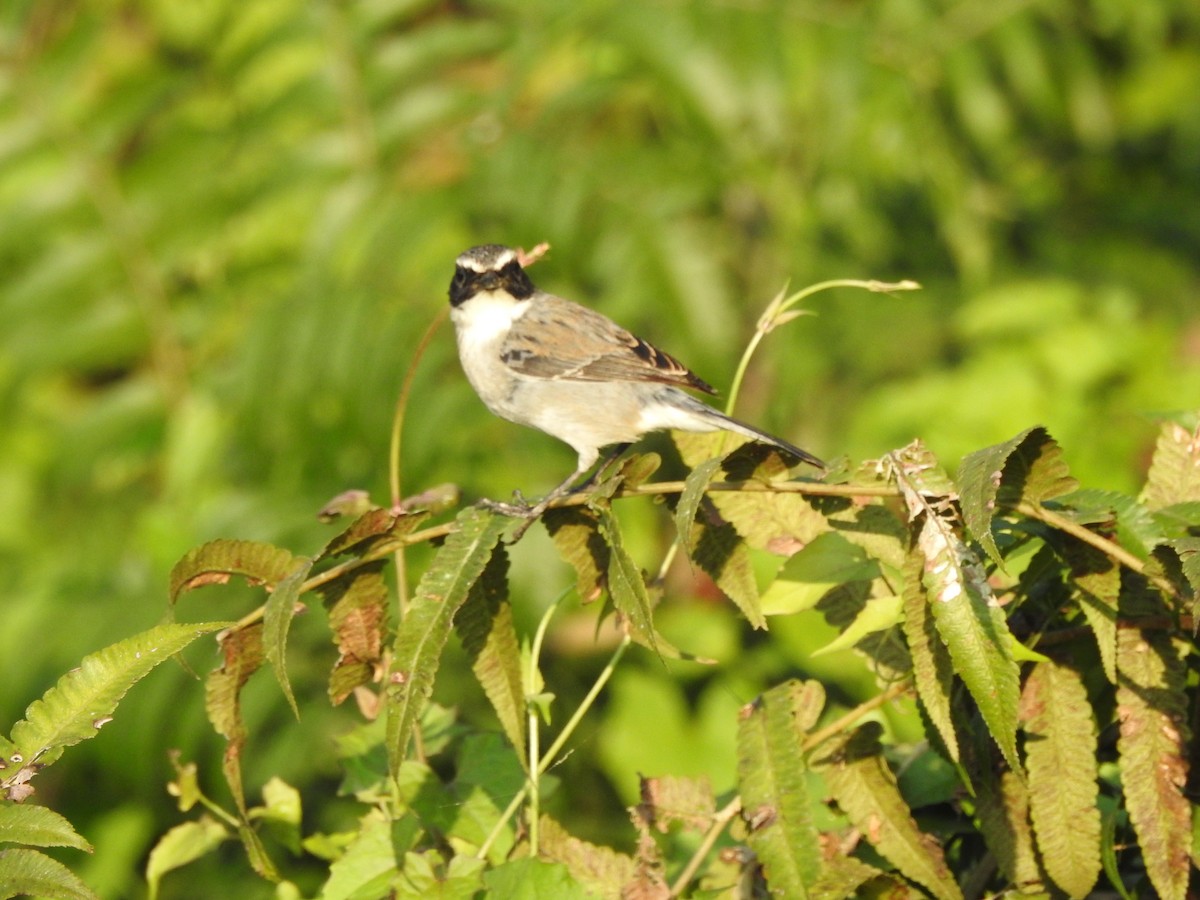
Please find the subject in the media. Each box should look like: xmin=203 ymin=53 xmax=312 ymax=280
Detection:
xmin=448 ymin=243 xmax=824 ymax=519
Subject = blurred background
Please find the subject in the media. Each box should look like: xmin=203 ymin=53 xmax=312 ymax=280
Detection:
xmin=2 ymin=0 xmax=1198 ymax=895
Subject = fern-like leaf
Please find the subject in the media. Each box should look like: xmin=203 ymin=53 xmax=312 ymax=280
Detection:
xmin=736 ymin=680 xmax=824 ymax=897
xmin=0 ymin=805 xmax=92 ymax=852
xmin=0 ymin=847 xmax=99 ymax=900
xmin=454 ymin=546 xmax=526 ymax=765
xmin=814 ymin=723 xmax=962 ymax=900
xmin=957 ymin=426 xmax=1078 ymax=564
xmin=538 ymin=815 xmax=636 ymax=897
xmin=386 ymin=508 xmax=509 ymax=768
xmin=7 ymin=622 xmax=229 ymax=772
xmin=1141 ymin=419 xmax=1200 ymax=511
xmin=1115 ymin=623 xmax=1191 ymax=900
xmin=317 ymin=562 xmax=389 ymax=706
xmin=543 ymin=507 xmax=609 ymax=603
xmin=263 ymin=557 xmax=313 ymax=720
xmin=168 ymin=540 xmax=298 ymax=604
xmin=1020 ymin=660 xmax=1100 ymax=898
xmin=595 ymin=507 xmax=660 ymax=656
xmin=205 ymin=624 xmax=264 ymax=819
xmin=900 ymin=548 xmax=958 ymax=762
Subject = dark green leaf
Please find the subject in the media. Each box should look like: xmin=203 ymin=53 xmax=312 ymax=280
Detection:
xmin=386 ymin=508 xmax=509 ymax=768
xmin=0 ymin=847 xmax=99 ymax=900
xmin=263 ymin=556 xmax=314 ymax=719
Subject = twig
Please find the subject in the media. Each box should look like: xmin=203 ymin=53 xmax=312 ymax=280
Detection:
xmin=669 ymin=796 xmax=743 ymax=897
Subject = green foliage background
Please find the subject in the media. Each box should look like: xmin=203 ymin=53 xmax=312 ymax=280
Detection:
xmin=1 ymin=0 xmax=1198 ymax=895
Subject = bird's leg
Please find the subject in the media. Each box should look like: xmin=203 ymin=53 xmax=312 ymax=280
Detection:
xmin=477 ymin=443 xmax=632 ymax=524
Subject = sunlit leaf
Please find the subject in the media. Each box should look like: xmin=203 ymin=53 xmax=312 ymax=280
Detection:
xmin=145 ymin=818 xmax=230 ymax=900
xmin=760 ymin=531 xmax=880 ymax=616
xmin=454 ymin=547 xmax=526 ymax=766
xmin=901 ymin=549 xmax=958 ymax=762
xmin=0 ymin=804 xmax=92 ymax=853
xmin=0 ymin=847 xmax=99 ymax=900
xmin=1141 ymin=420 xmax=1200 ymax=511
xmin=1116 ymin=624 xmax=1191 ymax=900
xmin=1020 ymin=660 xmax=1100 ymax=898
xmin=8 ymin=622 xmax=230 ymax=771
xmin=386 ymin=508 xmax=509 ymax=767
xmin=736 ymin=680 xmax=824 ymax=896
xmin=169 ymin=540 xmax=298 ymax=605
xmin=814 ymin=723 xmax=962 ymax=900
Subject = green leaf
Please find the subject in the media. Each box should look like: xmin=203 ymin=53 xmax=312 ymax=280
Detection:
xmin=957 ymin=426 xmax=1078 ymax=564
xmin=920 ymin=512 xmax=1020 ymax=770
xmin=736 ymin=680 xmax=824 ymax=897
xmin=543 ymin=507 xmax=609 ymax=603
xmin=0 ymin=805 xmax=91 ymax=852
xmin=1141 ymin=419 xmax=1200 ymax=511
xmin=811 ymin=593 xmax=901 ymax=656
xmin=318 ymin=811 xmax=397 ymax=900
xmin=538 ymin=816 xmax=636 ymax=898
xmin=0 ymin=847 xmax=99 ymax=900
xmin=1061 ymin=538 xmax=1120 ymax=684
xmin=318 ymin=562 xmax=389 ymax=706
xmin=975 ymin=764 xmax=1042 ymax=889
xmin=595 ymin=507 xmax=659 ymax=656
xmin=145 ymin=818 xmax=230 ymax=900
xmin=688 ymin=500 xmax=765 ymax=628
xmin=263 ymin=556 xmax=314 ymax=720
xmin=1064 ymin=488 xmax=1164 ymax=558
xmin=387 ymin=508 xmax=509 ymax=768
xmin=901 ymin=549 xmax=958 ymax=763
xmin=454 ymin=547 xmax=526 ymax=766
xmin=1020 ymin=660 xmax=1100 ymax=898
xmin=760 ymin=531 xmax=880 ymax=616
xmin=168 ymin=540 xmax=298 ymax=604
xmin=480 ymin=857 xmax=590 ymax=899
xmin=1116 ymin=624 xmax=1192 ymax=900
xmin=814 ymin=723 xmax=963 ymax=900
xmin=674 ymin=456 xmax=723 ymax=543
xmin=8 ymin=622 xmax=230 ymax=770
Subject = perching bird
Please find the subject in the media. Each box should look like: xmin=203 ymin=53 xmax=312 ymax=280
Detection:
xmin=448 ymin=243 xmax=824 ymax=517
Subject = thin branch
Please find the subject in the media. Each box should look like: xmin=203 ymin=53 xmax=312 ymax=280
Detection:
xmin=668 ymin=796 xmax=743 ymax=897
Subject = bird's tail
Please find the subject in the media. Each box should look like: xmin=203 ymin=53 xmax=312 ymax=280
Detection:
xmin=673 ymin=392 xmax=825 ymax=471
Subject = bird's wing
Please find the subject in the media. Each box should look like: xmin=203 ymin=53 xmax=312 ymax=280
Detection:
xmin=499 ymin=295 xmax=716 ymax=394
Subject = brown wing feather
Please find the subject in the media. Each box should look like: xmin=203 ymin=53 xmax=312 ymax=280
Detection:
xmin=500 ymin=295 xmax=716 ymax=394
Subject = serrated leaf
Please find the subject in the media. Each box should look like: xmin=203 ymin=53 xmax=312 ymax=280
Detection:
xmin=808 ymin=856 xmax=885 ymax=900
xmin=1059 ymin=537 xmax=1119 ymax=684
xmin=1064 ymin=488 xmax=1165 ymax=558
xmin=454 ymin=546 xmax=526 ymax=766
xmin=674 ymin=456 xmax=723 ymax=543
xmin=689 ymin=499 xmax=765 ymax=628
xmin=145 ymin=818 xmax=230 ymax=900
xmin=318 ymin=562 xmax=389 ymax=706
xmin=638 ymin=774 xmax=716 ymax=833
xmin=8 ymin=622 xmax=230 ymax=769
xmin=594 ymin=506 xmax=659 ymax=656
xmin=1116 ymin=624 xmax=1191 ymax=900
xmin=0 ymin=805 xmax=92 ymax=852
xmin=812 ymin=593 xmax=901 ymax=657
xmin=901 ymin=549 xmax=958 ymax=762
xmin=0 ymin=847 xmax=99 ymax=900
xmin=974 ymin=764 xmax=1042 ymax=889
xmin=544 ymin=507 xmax=609 ymax=603
xmin=1141 ymin=419 xmax=1200 ymax=511
xmin=814 ymin=723 xmax=962 ymax=900
xmin=919 ymin=510 xmax=1020 ymax=770
xmin=317 ymin=508 xmax=430 ymax=561
xmin=737 ymin=680 xmax=824 ymax=897
xmin=205 ymin=624 xmax=264 ymax=819
xmin=957 ymin=426 xmax=1078 ymax=564
xmin=538 ymin=815 xmax=636 ymax=898
xmin=168 ymin=540 xmax=298 ymax=604
xmin=760 ymin=531 xmax=880 ymax=616
xmin=263 ymin=556 xmax=314 ymax=719
xmin=386 ymin=508 xmax=509 ymax=768
xmin=1020 ymin=660 xmax=1100 ymax=898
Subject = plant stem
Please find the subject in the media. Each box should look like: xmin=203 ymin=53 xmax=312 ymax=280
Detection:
xmin=668 ymin=796 xmax=743 ymax=897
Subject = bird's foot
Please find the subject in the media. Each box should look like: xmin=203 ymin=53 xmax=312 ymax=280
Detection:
xmin=476 ymin=490 xmax=538 ymax=518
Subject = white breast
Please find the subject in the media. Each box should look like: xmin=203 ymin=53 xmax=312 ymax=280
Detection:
xmin=451 ymin=291 xmax=532 ymax=419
